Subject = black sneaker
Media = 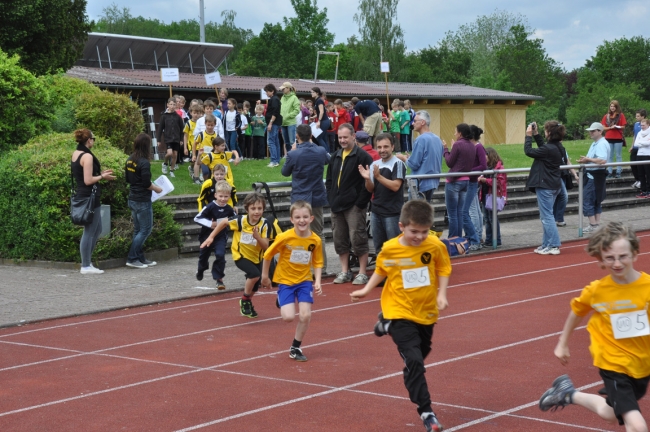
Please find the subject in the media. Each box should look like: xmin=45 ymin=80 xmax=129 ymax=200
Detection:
xmin=421 ymin=412 xmax=443 ymax=432
xmin=276 ymin=298 xmax=280 ymax=309
xmin=240 ymin=299 xmax=257 ymax=318
xmin=598 ymin=386 xmax=607 ymax=395
xmin=539 ymin=375 xmax=575 ymax=412
xmin=216 ymin=280 xmax=225 ymax=290
xmin=374 ymin=312 xmax=391 ymax=337
xmin=289 ymin=346 xmax=307 ymax=362
xmin=196 ymin=268 xmax=205 ymax=281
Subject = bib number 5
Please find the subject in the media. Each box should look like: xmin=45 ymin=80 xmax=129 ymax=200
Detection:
xmin=401 ymin=267 xmax=431 ymax=289
xmin=610 ymin=310 xmax=650 ymax=340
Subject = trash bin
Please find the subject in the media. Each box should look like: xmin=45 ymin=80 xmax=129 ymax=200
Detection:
xmin=100 ymin=204 xmax=111 ymax=238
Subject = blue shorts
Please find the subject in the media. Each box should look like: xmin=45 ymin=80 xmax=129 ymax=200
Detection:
xmin=277 ymin=281 xmax=314 ymax=307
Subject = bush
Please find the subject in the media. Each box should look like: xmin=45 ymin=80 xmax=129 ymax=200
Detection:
xmin=75 ymin=90 xmax=145 ymax=154
xmin=40 ymin=74 xmax=101 ymax=108
xmin=0 ymin=133 xmax=182 ymax=262
xmin=0 ymin=49 xmax=53 ymax=151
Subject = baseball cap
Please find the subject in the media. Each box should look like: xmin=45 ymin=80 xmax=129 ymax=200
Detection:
xmin=355 ymin=131 xmax=370 ymax=143
xmin=279 ymin=81 xmax=293 ymax=90
xmin=585 ymin=122 xmax=604 ymax=131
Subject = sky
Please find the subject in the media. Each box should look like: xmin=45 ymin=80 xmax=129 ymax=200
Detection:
xmin=86 ymin=0 xmax=648 ymax=71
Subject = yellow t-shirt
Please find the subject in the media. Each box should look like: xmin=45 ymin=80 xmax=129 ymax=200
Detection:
xmin=338 ymin=148 xmax=353 ymax=186
xmin=264 ymin=228 xmax=323 ymax=285
xmin=570 ymin=272 xmax=650 ymax=378
xmin=183 ymin=120 xmax=197 ymax=152
xmin=228 ymin=215 xmax=271 ymax=263
xmin=375 ymin=234 xmax=452 ymax=325
xmin=200 ymin=150 xmax=234 ymax=184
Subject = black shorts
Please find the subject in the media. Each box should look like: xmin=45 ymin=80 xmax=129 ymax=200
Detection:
xmin=234 ymin=258 xmax=262 ymax=292
xmin=166 ymin=141 xmax=180 ymax=152
xmin=599 ymin=368 xmax=650 ymax=425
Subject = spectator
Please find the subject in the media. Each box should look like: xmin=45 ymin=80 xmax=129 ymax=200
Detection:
xmin=466 ymin=125 xmax=487 ymax=247
xmin=396 ymin=110 xmax=443 ymax=202
xmin=326 ymin=123 xmax=373 ymax=285
xmin=218 ymin=88 xmax=229 ymax=114
xmin=299 ymin=98 xmax=310 ymax=125
xmin=443 ymin=124 xmax=476 ymax=243
xmin=311 ymin=87 xmax=330 ymax=152
xmin=478 ymin=147 xmax=507 ymax=247
xmin=359 ymin=133 xmax=407 ymax=255
xmin=553 ymin=152 xmax=579 ymax=227
xmin=279 ymin=82 xmax=301 ymax=155
xmin=578 ymin=123 xmax=610 ymax=232
xmin=601 ymin=100 xmax=627 ymax=178
xmin=350 ymin=97 xmax=383 ymax=142
xmin=399 ymin=101 xmax=411 ymax=153
xmin=355 ymin=131 xmax=379 ymax=161
xmin=125 ymin=133 xmax=163 ymax=268
xmin=405 ymin=99 xmax=416 ymax=152
xmin=525 ymin=121 xmax=567 ymax=254
xmin=71 ymin=129 xmax=116 ymax=274
xmin=630 ymin=109 xmax=647 ymax=189
xmin=633 ymin=118 xmax=650 ymax=198
xmin=264 ymin=83 xmax=283 ymax=168
xmin=282 ymin=124 xmax=331 ymax=274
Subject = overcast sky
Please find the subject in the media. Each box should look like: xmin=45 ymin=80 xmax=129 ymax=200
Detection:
xmin=86 ymin=0 xmax=648 ymax=71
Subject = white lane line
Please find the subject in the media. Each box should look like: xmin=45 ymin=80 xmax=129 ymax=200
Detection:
xmin=444 ymin=381 xmax=604 ymax=431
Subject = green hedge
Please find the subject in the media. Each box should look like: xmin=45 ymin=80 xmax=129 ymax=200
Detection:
xmin=0 ymin=133 xmax=182 ymax=262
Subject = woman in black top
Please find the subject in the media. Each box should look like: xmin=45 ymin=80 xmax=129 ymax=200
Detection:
xmin=311 ymin=87 xmax=331 ymax=152
xmin=71 ymin=129 xmax=116 ymax=274
xmin=263 ymin=83 xmax=283 ymax=167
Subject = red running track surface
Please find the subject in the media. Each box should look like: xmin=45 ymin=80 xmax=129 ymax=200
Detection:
xmin=1 ymin=235 xmax=649 ymax=431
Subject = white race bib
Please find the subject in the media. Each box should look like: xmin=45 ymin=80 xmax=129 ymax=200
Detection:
xmin=216 ymin=218 xmax=228 ymax=225
xmin=289 ymin=249 xmax=311 ymax=265
xmin=401 ymin=266 xmax=431 ymax=289
xmin=610 ymin=310 xmax=650 ymax=339
xmin=240 ymin=233 xmax=257 ymax=245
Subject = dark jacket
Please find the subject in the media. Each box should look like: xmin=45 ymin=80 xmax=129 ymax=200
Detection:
xmin=265 ymin=95 xmax=282 ymax=126
xmin=125 ymin=156 xmax=153 ymax=202
xmin=157 ymin=111 xmax=184 ymax=143
xmin=325 ymin=145 xmax=373 ymax=212
xmin=524 ymin=134 xmax=565 ymax=192
xmin=281 ymin=141 xmax=330 ymax=207
xmin=443 ymin=138 xmax=475 ymax=182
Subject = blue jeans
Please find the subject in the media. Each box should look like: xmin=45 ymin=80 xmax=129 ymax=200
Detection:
xmin=535 ymin=188 xmax=561 ymax=248
xmin=553 ymin=180 xmax=568 ymax=223
xmin=462 ymin=182 xmax=480 ymax=245
xmin=444 ymin=180 xmax=468 ymax=238
xmin=468 ymin=189 xmax=483 ymax=241
xmin=607 ymin=141 xmax=623 ymax=175
xmin=370 ymin=212 xmax=401 ymax=254
xmin=225 ymin=130 xmax=241 ymax=157
xmin=315 ymin=118 xmax=331 ymax=153
xmin=127 ymin=199 xmax=153 ymax=263
xmin=281 ymin=125 xmax=296 ymax=154
xmin=267 ymin=124 xmax=281 ymax=164
xmin=583 ymin=176 xmax=602 ymax=216
xmin=482 ymin=203 xmax=501 ymax=245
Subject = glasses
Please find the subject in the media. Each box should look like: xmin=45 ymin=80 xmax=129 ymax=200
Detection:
xmin=602 ymin=254 xmax=633 ymax=264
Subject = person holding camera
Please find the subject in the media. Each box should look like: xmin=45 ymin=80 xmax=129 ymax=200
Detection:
xmin=525 ymin=121 xmax=567 ymax=255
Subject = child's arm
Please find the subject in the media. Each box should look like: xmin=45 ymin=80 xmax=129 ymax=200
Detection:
xmin=261 ymin=258 xmax=272 ymax=289
xmin=437 ymin=276 xmax=449 ymax=311
xmin=252 ymin=226 xmax=269 ymax=250
xmin=183 ymin=132 xmax=189 ymax=155
xmin=350 ymin=272 xmax=386 ymax=301
xmin=554 ymin=311 xmax=584 ymax=366
xmin=199 ymin=219 xmax=229 ymax=248
xmin=313 ymin=267 xmax=322 ymax=295
xmin=231 ymin=150 xmax=240 ymax=165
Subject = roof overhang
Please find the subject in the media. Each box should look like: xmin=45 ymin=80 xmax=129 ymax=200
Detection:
xmin=75 ymin=33 xmax=234 ymax=74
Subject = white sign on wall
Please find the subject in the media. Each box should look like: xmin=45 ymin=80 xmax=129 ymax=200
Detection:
xmin=380 ymin=62 xmax=390 ymax=73
xmin=160 ymin=68 xmax=180 ymax=82
xmin=205 ymin=71 xmax=222 ymax=86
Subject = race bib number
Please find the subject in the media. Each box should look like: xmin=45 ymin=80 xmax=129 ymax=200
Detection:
xmin=289 ymin=249 xmax=311 ymax=265
xmin=610 ymin=310 xmax=650 ymax=339
xmin=401 ymin=266 xmax=431 ymax=289
xmin=240 ymin=233 xmax=257 ymax=245
xmin=216 ymin=218 xmax=228 ymax=225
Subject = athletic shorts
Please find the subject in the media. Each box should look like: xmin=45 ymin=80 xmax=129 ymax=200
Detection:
xmin=166 ymin=141 xmax=180 ymax=152
xmin=599 ymin=368 xmax=650 ymax=425
xmin=235 ymin=258 xmax=262 ymax=292
xmin=277 ymin=281 xmax=314 ymax=307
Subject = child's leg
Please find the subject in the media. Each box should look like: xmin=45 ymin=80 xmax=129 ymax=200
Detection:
xmin=211 ymin=237 xmax=227 ymax=281
xmin=171 ymin=150 xmax=178 ymax=169
xmin=390 ymin=320 xmax=435 ymax=416
xmin=294 ymin=301 xmax=312 ymax=342
xmin=165 ymin=147 xmax=173 ymax=165
xmin=571 ymin=392 xmax=618 ymax=423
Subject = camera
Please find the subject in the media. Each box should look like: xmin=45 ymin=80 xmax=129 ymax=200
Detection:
xmin=529 ymin=122 xmax=537 ymax=130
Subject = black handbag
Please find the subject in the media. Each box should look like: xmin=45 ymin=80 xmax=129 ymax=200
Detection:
xmin=70 ymin=173 xmax=96 ymax=226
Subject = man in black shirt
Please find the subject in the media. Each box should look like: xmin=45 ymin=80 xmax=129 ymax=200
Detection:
xmin=350 ymin=97 xmax=383 ymax=143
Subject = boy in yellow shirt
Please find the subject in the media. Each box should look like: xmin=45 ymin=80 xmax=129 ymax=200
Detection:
xmin=539 ymin=222 xmax=650 ymax=432
xmin=350 ymin=199 xmax=450 ymax=432
xmin=261 ymin=201 xmax=323 ymax=362
xmin=184 ymin=104 xmax=201 ymax=182
xmin=197 ymin=164 xmax=237 ymax=211
xmin=198 ymin=132 xmax=239 ymax=185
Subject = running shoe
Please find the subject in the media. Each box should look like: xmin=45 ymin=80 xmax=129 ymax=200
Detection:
xmin=289 ymin=346 xmax=307 ymax=362
xmin=126 ymin=261 xmax=148 ymax=269
xmin=80 ymin=266 xmax=104 ymax=275
xmin=240 ymin=299 xmax=257 ymax=318
xmin=539 ymin=375 xmax=575 ymax=412
xmin=333 ymin=271 xmax=353 ymax=284
xmin=196 ymin=268 xmax=205 ymax=281
xmin=538 ymin=247 xmax=560 ymax=255
xmin=374 ymin=312 xmax=391 ymax=337
xmin=216 ymin=280 xmax=226 ymax=290
xmin=421 ymin=412 xmax=444 ymax=432
xmin=582 ymin=224 xmax=599 ymax=233
xmin=534 ymin=246 xmax=545 ymax=254
xmin=161 ymin=163 xmax=168 ymax=174
xmin=169 ymin=171 xmax=175 ymax=178
xmin=352 ymin=274 xmax=369 ymax=285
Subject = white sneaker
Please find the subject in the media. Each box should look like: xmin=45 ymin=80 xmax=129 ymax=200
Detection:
xmin=169 ymin=171 xmax=175 ymax=178
xmin=634 ymin=181 xmax=641 ymax=189
xmin=534 ymin=246 xmax=545 ymax=254
xmin=188 ymin=165 xmax=194 ymax=179
xmin=161 ymin=164 xmax=168 ymax=174
xmin=267 ymin=162 xmax=275 ymax=168
xmin=80 ymin=266 xmax=104 ymax=275
xmin=199 ymin=174 xmax=204 ymax=182
xmin=538 ymin=247 xmax=560 ymax=255
xmin=142 ymin=259 xmax=157 ymax=267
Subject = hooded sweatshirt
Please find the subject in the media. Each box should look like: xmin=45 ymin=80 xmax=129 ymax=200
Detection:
xmin=635 ymin=127 xmax=650 ymax=156
xmin=280 ymin=92 xmax=301 ymax=127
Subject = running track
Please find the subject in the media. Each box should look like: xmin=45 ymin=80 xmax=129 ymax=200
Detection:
xmin=1 ymin=236 xmax=649 ymax=431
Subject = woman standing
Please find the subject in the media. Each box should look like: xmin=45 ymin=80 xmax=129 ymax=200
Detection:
xmin=125 ymin=133 xmax=163 ymax=269
xmin=264 ymin=83 xmax=283 ymax=168
xmin=279 ymin=82 xmax=301 ymax=155
xmin=524 ymin=121 xmax=566 ymax=255
xmin=71 ymin=129 xmax=116 ymax=274
xmin=601 ymin=100 xmax=627 ymax=178
xmin=466 ymin=125 xmax=487 ymax=248
xmin=311 ymin=87 xmax=330 ymax=152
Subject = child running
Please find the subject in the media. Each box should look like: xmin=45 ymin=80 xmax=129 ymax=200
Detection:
xmin=350 ymin=199 xmax=450 ymax=432
xmin=194 ymin=180 xmax=236 ymax=290
xmin=198 ymin=133 xmax=240 ymax=185
xmin=261 ymin=201 xmax=323 ymax=362
xmin=198 ymin=164 xmax=238 ymax=210
xmin=539 ymin=222 xmax=649 ymax=432
xmin=201 ymin=192 xmax=272 ymax=318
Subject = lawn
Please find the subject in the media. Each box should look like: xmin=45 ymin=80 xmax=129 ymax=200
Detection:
xmin=157 ymin=139 xmax=627 ymax=195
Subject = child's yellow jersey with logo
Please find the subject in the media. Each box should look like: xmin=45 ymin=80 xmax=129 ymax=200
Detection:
xmin=228 ymin=215 xmax=272 ymax=263
xmin=264 ymin=228 xmax=323 ymax=286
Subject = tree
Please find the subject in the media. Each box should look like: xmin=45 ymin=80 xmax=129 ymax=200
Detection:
xmin=0 ymin=0 xmax=92 ymax=75
xmin=416 ymin=44 xmax=472 ymax=84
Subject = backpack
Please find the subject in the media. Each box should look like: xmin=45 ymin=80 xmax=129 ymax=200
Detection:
xmin=441 ymin=237 xmax=469 ymax=257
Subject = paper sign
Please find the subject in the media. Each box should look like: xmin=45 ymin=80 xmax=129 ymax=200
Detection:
xmin=151 ymin=175 xmax=175 ymax=202
xmin=260 ymin=89 xmax=269 ymax=100
xmin=205 ymin=71 xmax=222 ymax=86
xmin=610 ymin=310 xmax=650 ymax=339
xmin=310 ymin=122 xmax=323 ymax=138
xmin=380 ymin=62 xmax=390 ymax=73
xmin=160 ymin=68 xmax=180 ymax=82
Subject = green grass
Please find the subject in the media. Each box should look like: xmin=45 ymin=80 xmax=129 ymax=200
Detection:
xmin=156 ymin=139 xmax=627 ymax=195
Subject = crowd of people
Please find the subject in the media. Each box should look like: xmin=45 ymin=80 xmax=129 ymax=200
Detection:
xmin=69 ymin=92 xmax=650 ymax=432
